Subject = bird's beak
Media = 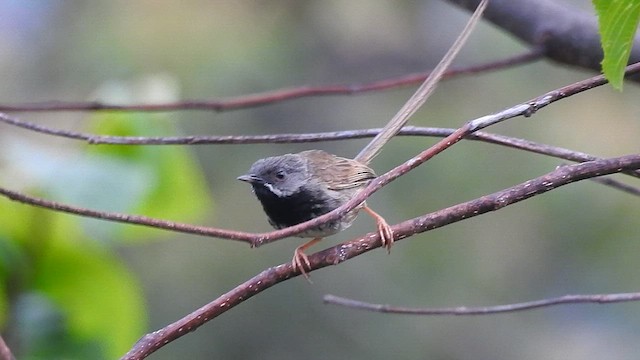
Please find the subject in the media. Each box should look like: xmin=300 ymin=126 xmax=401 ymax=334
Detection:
xmin=237 ymin=174 xmax=262 ymax=184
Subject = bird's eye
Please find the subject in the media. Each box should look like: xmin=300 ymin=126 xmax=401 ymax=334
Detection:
xmin=274 ymin=171 xmax=286 ymax=180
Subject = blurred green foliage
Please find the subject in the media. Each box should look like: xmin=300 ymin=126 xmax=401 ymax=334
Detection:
xmin=0 ymin=1 xmax=639 ymax=360
xmin=593 ymin=0 xmax=640 ymax=89
xmin=0 ymin=113 xmax=211 ymax=358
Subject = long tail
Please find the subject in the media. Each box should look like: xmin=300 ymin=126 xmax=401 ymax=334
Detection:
xmin=354 ymin=0 xmax=489 ymax=165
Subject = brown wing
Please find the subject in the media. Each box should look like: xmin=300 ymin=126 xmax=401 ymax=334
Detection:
xmin=301 ymin=150 xmax=376 ymax=191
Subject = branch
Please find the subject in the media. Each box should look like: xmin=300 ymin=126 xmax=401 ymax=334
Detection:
xmin=5 ymin=110 xmax=640 ymax=182
xmin=253 ymin=61 xmax=640 ymax=247
xmin=0 ymin=336 xmax=15 ymax=360
xmin=322 ymin=292 xmax=640 ymax=315
xmin=446 ymin=0 xmax=640 ymax=80
xmin=0 ymin=186 xmax=254 ymax=244
xmin=5 ymin=110 xmax=640 ymax=181
xmin=3 ymin=63 xmax=640 ymax=248
xmin=2 ymin=132 xmax=638 ymax=248
xmin=5 ymin=110 xmax=640 ymax=184
xmin=0 ymin=50 xmax=542 ymax=113
xmin=588 ymin=176 xmax=640 ymax=197
xmin=122 ymin=153 xmax=640 ymax=360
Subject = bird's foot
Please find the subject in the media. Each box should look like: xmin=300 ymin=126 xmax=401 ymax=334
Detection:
xmin=291 ymin=237 xmax=322 ymax=281
xmin=363 ymin=206 xmax=394 ymax=253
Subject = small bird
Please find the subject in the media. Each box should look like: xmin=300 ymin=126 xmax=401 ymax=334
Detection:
xmin=238 ymin=0 xmax=486 ymax=278
xmin=237 ymin=150 xmax=393 ymax=277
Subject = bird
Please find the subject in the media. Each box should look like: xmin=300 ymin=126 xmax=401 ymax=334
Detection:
xmin=237 ymin=149 xmax=393 ymax=278
xmin=238 ymin=0 xmax=486 ymax=278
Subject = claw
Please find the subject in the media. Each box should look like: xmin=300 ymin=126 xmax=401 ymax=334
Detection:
xmin=377 ymin=217 xmax=394 ymax=253
xmin=363 ymin=205 xmax=394 ymax=253
xmin=292 ymin=248 xmax=312 ymax=280
xmin=291 ymin=238 xmax=322 ymax=281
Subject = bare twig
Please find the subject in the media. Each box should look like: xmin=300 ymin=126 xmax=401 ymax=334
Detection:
xmin=3 ymin=112 xmax=640 ymax=183
xmin=0 ymin=186 xmax=254 ymax=244
xmin=557 ymin=163 xmax=640 ymax=196
xmin=0 ymin=50 xmax=542 ymax=113
xmin=323 ymin=292 xmax=640 ymax=315
xmin=446 ymin=0 xmax=640 ymax=78
xmin=122 ymin=154 xmax=640 ymax=360
xmin=252 ymin=61 xmax=640 ymax=247
xmin=355 ymin=0 xmax=487 ymax=164
xmin=0 ymin=336 xmax=15 ymax=360
xmin=588 ymin=177 xmax=640 ymax=197
xmin=3 ymin=63 xmax=640 ymax=247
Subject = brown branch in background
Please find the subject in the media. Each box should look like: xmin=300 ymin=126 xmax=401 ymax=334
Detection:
xmin=0 ymin=50 xmax=542 ymax=113
xmin=0 ymin=186 xmax=255 ymax=245
xmin=3 ymin=63 xmax=640 ymax=248
xmin=446 ymin=0 xmax=640 ymax=79
xmin=121 ymin=154 xmax=640 ymax=360
xmin=3 ymin=112 xmax=640 ymax=184
xmin=252 ymin=61 xmax=640 ymax=247
xmin=2 ymin=131 xmax=639 ymax=250
xmin=588 ymin=176 xmax=640 ymax=197
xmin=556 ymin=163 xmax=640 ymax=196
xmin=0 ymin=335 xmax=15 ymax=360
xmin=322 ymin=292 xmax=640 ymax=315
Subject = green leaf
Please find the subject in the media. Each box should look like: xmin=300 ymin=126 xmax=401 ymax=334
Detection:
xmin=593 ymin=0 xmax=640 ymax=90
xmin=0 ymin=235 xmax=15 ymax=327
xmin=0 ymin=198 xmax=147 ymax=359
xmin=0 ymin=199 xmax=44 ymax=328
xmin=35 ymin=216 xmax=146 ymax=359
xmin=86 ymin=113 xmax=213 ymax=241
xmin=3 ymin=112 xmax=212 ymax=243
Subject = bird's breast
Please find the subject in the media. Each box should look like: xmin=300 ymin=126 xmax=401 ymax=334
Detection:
xmin=253 ymin=184 xmax=332 ymax=225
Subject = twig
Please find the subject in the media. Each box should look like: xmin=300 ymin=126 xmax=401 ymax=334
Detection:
xmin=0 ymin=186 xmax=254 ymax=244
xmin=0 ymin=50 xmax=542 ymax=113
xmin=446 ymin=0 xmax=640 ymax=76
xmin=252 ymin=61 xmax=640 ymax=247
xmin=322 ymin=292 xmax=640 ymax=315
xmin=355 ymin=0 xmax=488 ymax=165
xmin=0 ymin=335 xmax=15 ymax=360
xmin=3 ymin=112 xmax=640 ymax=182
xmin=558 ymin=163 xmax=640 ymax=196
xmin=588 ymin=176 xmax=640 ymax=196
xmin=3 ymin=63 xmax=640 ymax=247
xmin=121 ymin=154 xmax=640 ymax=360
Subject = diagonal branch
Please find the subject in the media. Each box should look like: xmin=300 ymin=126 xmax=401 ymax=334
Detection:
xmin=0 ymin=335 xmax=15 ymax=360
xmin=588 ymin=176 xmax=640 ymax=197
xmin=252 ymin=61 xmax=640 ymax=247
xmin=3 ymin=63 xmax=640 ymax=247
xmin=121 ymin=153 xmax=640 ymax=360
xmin=446 ymin=0 xmax=640 ymax=79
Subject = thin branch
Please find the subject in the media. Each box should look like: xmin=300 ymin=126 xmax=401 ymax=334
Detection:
xmin=0 ymin=336 xmax=15 ymax=360
xmin=121 ymin=154 xmax=640 ymax=360
xmin=588 ymin=176 xmax=640 ymax=197
xmin=3 ymin=63 xmax=640 ymax=248
xmin=446 ymin=0 xmax=640 ymax=78
xmin=0 ymin=111 xmax=626 ymax=152
xmin=3 ymin=112 xmax=640 ymax=182
xmin=252 ymin=61 xmax=640 ymax=247
xmin=557 ymin=163 xmax=640 ymax=196
xmin=0 ymin=50 xmax=542 ymax=113
xmin=355 ymin=0 xmax=487 ymax=165
xmin=2 ymin=132 xmax=638 ymax=248
xmin=0 ymin=186 xmax=254 ymax=244
xmin=322 ymin=292 xmax=640 ymax=315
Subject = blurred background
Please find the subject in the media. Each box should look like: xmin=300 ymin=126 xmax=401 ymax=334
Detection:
xmin=0 ymin=1 xmax=639 ymax=359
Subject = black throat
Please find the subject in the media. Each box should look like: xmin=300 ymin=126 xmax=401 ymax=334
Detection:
xmin=252 ymin=184 xmax=337 ymax=228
